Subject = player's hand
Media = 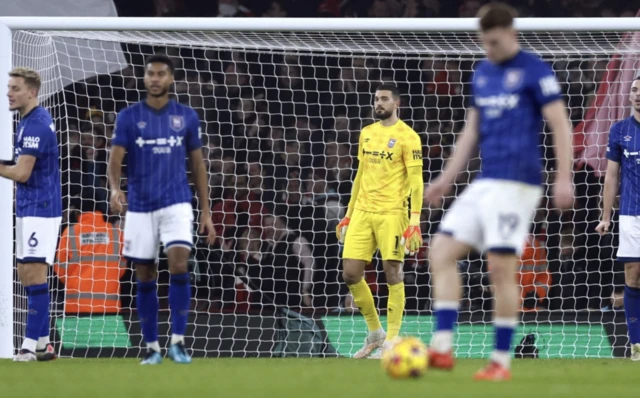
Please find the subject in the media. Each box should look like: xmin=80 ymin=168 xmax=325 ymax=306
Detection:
xmin=552 ymin=176 xmax=574 ymax=211
xmin=400 ymin=214 xmax=422 ymax=256
xmin=336 ymin=217 xmax=350 ymax=244
xmin=424 ymin=176 xmax=451 ymax=208
xmin=199 ymin=214 xmax=217 ymax=245
xmin=110 ymin=189 xmax=127 ymax=214
xmin=302 ymin=292 xmax=312 ymax=307
xmin=595 ymin=220 xmax=611 ymax=235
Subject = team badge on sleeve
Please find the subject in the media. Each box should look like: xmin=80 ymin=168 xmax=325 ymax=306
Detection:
xmin=169 ymin=115 xmax=184 ymax=132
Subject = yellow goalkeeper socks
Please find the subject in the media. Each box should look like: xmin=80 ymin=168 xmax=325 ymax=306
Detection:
xmin=348 ymin=278 xmax=382 ymax=332
xmin=386 ymin=282 xmax=405 ymax=341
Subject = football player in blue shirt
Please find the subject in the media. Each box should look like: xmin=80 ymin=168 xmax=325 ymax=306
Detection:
xmin=108 ymin=54 xmax=216 ymax=365
xmin=424 ymin=3 xmax=574 ymax=380
xmin=596 ymin=77 xmax=640 ymax=362
xmin=0 ymin=67 xmax=60 ymax=362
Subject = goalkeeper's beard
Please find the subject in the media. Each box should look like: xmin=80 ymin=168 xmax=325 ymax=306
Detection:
xmin=375 ymin=108 xmax=394 ymax=121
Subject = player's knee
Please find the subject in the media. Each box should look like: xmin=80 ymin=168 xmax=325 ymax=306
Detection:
xmin=167 ymin=246 xmax=190 ymax=275
xmin=18 ymin=263 xmax=47 ymax=286
xmin=135 ymin=265 xmax=158 ymax=282
xmin=383 ymin=261 xmax=403 ymax=285
xmin=342 ymin=269 xmax=363 ymax=286
xmin=169 ymin=262 xmax=189 ymax=275
xmin=428 ymin=237 xmax=456 ymax=270
xmin=625 ymin=263 xmax=640 ymax=288
xmin=487 ymin=254 xmax=518 ymax=287
xmin=342 ymin=260 xmax=365 ymax=285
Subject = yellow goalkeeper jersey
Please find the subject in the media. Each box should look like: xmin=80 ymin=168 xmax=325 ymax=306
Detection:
xmin=354 ymin=119 xmax=423 ymax=214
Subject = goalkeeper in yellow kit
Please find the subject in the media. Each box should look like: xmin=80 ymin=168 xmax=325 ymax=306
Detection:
xmin=337 ymin=83 xmax=424 ymax=359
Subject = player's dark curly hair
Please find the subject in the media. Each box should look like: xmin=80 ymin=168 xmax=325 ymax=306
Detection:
xmin=145 ymin=53 xmax=175 ymax=74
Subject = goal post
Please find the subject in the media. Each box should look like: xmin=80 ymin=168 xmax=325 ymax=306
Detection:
xmin=1 ymin=16 xmax=640 ymax=360
xmin=0 ymin=21 xmax=12 ymax=360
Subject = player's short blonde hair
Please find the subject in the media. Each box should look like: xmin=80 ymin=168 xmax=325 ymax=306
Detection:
xmin=9 ymin=67 xmax=42 ymax=93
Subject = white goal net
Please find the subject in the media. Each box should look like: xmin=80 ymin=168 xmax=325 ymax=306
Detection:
xmin=9 ymin=23 xmax=640 ymax=359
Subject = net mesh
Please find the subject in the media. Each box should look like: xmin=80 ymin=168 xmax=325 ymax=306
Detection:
xmin=10 ymin=27 xmax=640 ymax=358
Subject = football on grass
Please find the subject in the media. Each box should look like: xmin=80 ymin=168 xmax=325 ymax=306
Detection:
xmin=381 ymin=337 xmax=429 ymax=379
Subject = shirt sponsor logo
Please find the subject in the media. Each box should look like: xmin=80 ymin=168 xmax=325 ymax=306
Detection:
xmin=475 ymin=94 xmax=520 ymax=119
xmin=22 ymin=136 xmax=40 ymax=149
xmin=169 ymin=115 xmax=185 ymax=132
xmin=362 ymin=147 xmax=393 ymax=161
xmin=136 ymin=135 xmax=184 ymax=154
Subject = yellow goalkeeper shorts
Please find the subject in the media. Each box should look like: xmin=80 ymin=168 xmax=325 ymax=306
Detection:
xmin=342 ymin=208 xmax=409 ymax=262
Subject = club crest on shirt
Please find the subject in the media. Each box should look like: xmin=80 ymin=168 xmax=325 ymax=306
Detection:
xmin=476 ymin=75 xmax=487 ymax=88
xmin=137 ymin=121 xmax=147 ymax=129
xmin=388 ymin=138 xmax=397 ymax=148
xmin=503 ymin=68 xmax=524 ymax=90
xmin=624 ymin=135 xmax=632 ymax=142
xmin=169 ymin=115 xmax=184 ymax=132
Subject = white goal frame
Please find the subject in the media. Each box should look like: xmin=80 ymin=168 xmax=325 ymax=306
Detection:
xmin=1 ymin=16 xmax=640 ymax=359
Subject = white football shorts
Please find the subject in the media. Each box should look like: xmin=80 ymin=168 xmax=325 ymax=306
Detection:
xmin=617 ymin=215 xmax=640 ymax=262
xmin=439 ymin=179 xmax=543 ymax=255
xmin=16 ymin=216 xmax=62 ymax=265
xmin=122 ymin=202 xmax=194 ymax=263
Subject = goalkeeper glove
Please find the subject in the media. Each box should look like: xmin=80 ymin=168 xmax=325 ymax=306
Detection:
xmin=400 ymin=213 xmax=422 ymax=256
xmin=336 ymin=217 xmax=350 ymax=244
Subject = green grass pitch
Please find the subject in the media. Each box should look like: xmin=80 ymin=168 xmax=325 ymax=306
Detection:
xmin=0 ymin=358 xmax=635 ymax=398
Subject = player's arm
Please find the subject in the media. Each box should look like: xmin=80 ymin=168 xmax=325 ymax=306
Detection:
xmin=440 ymin=108 xmax=478 ymax=184
xmin=401 ymin=133 xmax=424 ymax=255
xmin=598 ymin=160 xmax=619 ymax=232
xmin=0 ymin=155 xmax=36 ymax=183
xmin=596 ymin=123 xmax=621 ymax=235
xmin=189 ymin=148 xmax=214 ymax=234
xmin=108 ymin=110 xmax=130 ymax=214
xmin=186 ymin=111 xmax=216 ymax=245
xmin=0 ymin=122 xmax=51 ymax=183
xmin=107 ymin=145 xmax=127 ymax=213
xmin=53 ymin=228 xmax=70 ymax=282
xmin=292 ymin=235 xmax=315 ymax=305
xmin=336 ymin=133 xmax=364 ymax=243
xmin=542 ymin=100 xmax=574 ymax=210
xmin=424 ymin=108 xmax=478 ymax=207
xmin=536 ymin=65 xmax=574 ymax=210
xmin=346 ymin=165 xmax=363 ymax=219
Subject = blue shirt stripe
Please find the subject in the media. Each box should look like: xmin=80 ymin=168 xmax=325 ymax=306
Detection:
xmin=15 ymin=106 xmax=61 ymax=218
xmin=471 ymin=50 xmax=562 ymax=186
xmin=606 ymin=116 xmax=640 ymax=216
xmin=112 ymin=100 xmax=202 ymax=213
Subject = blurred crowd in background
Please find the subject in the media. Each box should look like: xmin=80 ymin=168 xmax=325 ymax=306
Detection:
xmin=49 ymin=0 xmax=636 ymax=316
xmin=114 ymin=0 xmax=638 ymax=19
